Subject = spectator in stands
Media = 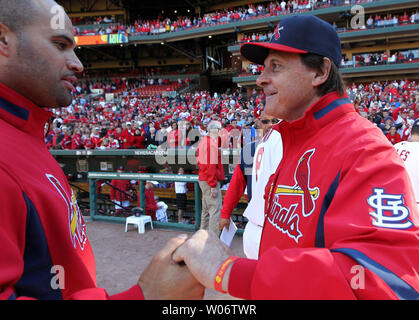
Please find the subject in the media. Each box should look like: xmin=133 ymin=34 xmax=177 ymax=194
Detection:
xmin=145 ymin=126 xmax=158 ymax=149
xmin=121 ymin=122 xmax=135 ymax=148
xmin=167 ymin=121 xmax=181 ymax=148
xmin=105 ymin=134 xmax=118 ymax=149
xmin=156 ymin=123 xmax=168 ymax=147
xmin=185 ymin=121 xmax=201 ymax=147
xmin=380 ymin=116 xmax=394 ymax=135
xmin=394 ymin=107 xmax=414 ymax=139
xmin=228 ymin=119 xmax=242 ymax=149
xmin=90 ymin=127 xmax=102 ymax=148
xmin=98 ymin=137 xmax=109 ymax=150
xmin=386 ymin=125 xmax=402 ymax=145
xmin=71 ymin=128 xmax=83 ymax=149
xmin=366 ymin=15 xmax=374 ymax=28
xmin=60 ymin=128 xmax=73 ymax=150
xmin=196 ymin=120 xmax=225 ymax=236
xmin=110 ymin=166 xmax=134 ymax=216
xmin=51 ymin=127 xmax=64 ymax=149
xmin=133 ymin=128 xmax=145 ymax=149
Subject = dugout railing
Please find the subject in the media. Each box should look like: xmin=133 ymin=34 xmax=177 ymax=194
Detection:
xmin=87 ymin=171 xmax=246 ymax=235
xmin=87 ymin=172 xmax=203 ymax=232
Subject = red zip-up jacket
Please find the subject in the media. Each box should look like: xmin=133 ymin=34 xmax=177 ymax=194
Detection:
xmin=0 ymin=82 xmax=143 ymax=300
xmin=145 ymin=188 xmax=158 ymax=220
xmin=196 ymin=135 xmax=225 ymax=188
xmin=227 ymin=92 xmax=419 ymax=300
xmin=110 ymin=179 xmax=132 ymax=202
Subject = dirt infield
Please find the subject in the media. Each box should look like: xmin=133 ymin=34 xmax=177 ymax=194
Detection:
xmin=86 ymin=220 xmax=244 ymax=300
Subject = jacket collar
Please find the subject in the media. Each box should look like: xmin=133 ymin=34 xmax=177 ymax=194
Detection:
xmin=0 ymin=81 xmax=53 ymax=138
xmin=274 ymin=91 xmax=354 ymax=132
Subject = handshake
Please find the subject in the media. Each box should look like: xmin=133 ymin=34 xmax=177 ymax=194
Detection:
xmin=138 ymin=230 xmax=236 ymax=300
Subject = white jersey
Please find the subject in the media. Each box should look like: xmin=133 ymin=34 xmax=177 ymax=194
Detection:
xmin=243 ymin=128 xmax=283 ymax=259
xmin=394 ymin=141 xmax=419 ymax=205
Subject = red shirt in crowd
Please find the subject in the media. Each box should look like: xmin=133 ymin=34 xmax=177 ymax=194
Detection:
xmin=121 ymin=129 xmax=135 ymax=148
xmin=386 ymin=132 xmax=402 ymax=145
xmin=133 ymin=133 xmax=145 ymax=149
xmin=71 ymin=133 xmax=82 ymax=149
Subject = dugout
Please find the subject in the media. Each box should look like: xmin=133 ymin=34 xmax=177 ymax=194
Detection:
xmin=84 ymin=171 xmax=246 ymax=234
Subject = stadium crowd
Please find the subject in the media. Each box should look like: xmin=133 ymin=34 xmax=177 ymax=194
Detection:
xmin=45 ymin=78 xmax=418 ymax=151
xmin=241 ymin=48 xmax=419 ymax=76
xmin=73 ymin=0 xmax=384 ymax=37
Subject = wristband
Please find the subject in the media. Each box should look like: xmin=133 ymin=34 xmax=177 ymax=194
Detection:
xmin=214 ymin=256 xmax=239 ymax=293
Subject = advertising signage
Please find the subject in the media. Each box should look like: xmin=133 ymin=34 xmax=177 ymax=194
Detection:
xmin=74 ymin=34 xmax=129 ymax=46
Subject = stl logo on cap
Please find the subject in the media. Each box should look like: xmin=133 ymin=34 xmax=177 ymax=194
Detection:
xmin=274 ymin=25 xmax=284 ymax=40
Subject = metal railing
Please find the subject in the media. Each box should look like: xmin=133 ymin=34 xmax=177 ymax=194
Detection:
xmin=87 ymin=172 xmax=203 ymax=232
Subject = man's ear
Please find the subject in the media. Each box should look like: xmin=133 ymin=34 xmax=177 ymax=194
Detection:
xmin=312 ymin=57 xmax=332 ymax=88
xmin=0 ymin=22 xmax=12 ymax=57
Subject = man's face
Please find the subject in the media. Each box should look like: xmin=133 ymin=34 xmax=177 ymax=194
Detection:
xmin=4 ymin=0 xmax=83 ymax=108
xmin=256 ymin=51 xmax=319 ymax=121
xmin=259 ymin=114 xmax=278 ymax=135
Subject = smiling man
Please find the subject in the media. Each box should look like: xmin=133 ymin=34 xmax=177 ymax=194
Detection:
xmin=172 ymin=15 xmax=419 ymax=300
xmin=0 ymin=0 xmax=203 ymax=300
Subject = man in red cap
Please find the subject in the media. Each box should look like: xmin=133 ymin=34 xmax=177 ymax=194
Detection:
xmin=172 ymin=15 xmax=419 ymax=300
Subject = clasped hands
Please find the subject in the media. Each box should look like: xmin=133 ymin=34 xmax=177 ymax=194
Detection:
xmin=138 ymin=230 xmax=234 ymax=300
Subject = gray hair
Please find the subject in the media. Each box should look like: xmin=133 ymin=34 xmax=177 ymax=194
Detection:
xmin=207 ymin=120 xmax=222 ymax=131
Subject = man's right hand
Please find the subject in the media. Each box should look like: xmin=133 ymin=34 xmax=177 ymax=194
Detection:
xmin=138 ymin=234 xmax=205 ymax=300
xmin=172 ymin=230 xmax=234 ymax=291
xmin=219 ymin=218 xmax=230 ymax=231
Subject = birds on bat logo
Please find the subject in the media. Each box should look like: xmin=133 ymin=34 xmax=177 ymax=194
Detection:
xmin=46 ymin=173 xmax=87 ymax=251
xmin=266 ymin=149 xmax=320 ymax=243
xmin=273 ymin=25 xmax=284 ymax=40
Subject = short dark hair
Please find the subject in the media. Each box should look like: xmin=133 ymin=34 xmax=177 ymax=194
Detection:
xmin=411 ymin=124 xmax=419 ymax=136
xmin=0 ymin=0 xmax=39 ymax=32
xmin=300 ymin=53 xmax=346 ymax=97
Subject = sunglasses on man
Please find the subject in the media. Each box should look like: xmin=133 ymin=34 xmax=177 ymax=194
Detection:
xmin=261 ymin=119 xmax=280 ymax=124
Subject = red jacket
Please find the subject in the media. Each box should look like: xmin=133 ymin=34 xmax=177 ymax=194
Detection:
xmin=60 ymin=135 xmax=72 ymax=150
xmin=167 ymin=129 xmax=181 ymax=148
xmin=145 ymin=188 xmax=158 ymax=220
xmin=133 ymin=134 xmax=145 ymax=149
xmin=196 ymin=135 xmax=225 ymax=188
xmin=386 ymin=132 xmax=402 ymax=145
xmin=71 ymin=134 xmax=82 ymax=149
xmin=227 ymin=92 xmax=419 ymax=300
xmin=110 ymin=179 xmax=132 ymax=202
xmin=121 ymin=129 xmax=134 ymax=148
xmin=0 ymin=81 xmax=143 ymax=300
